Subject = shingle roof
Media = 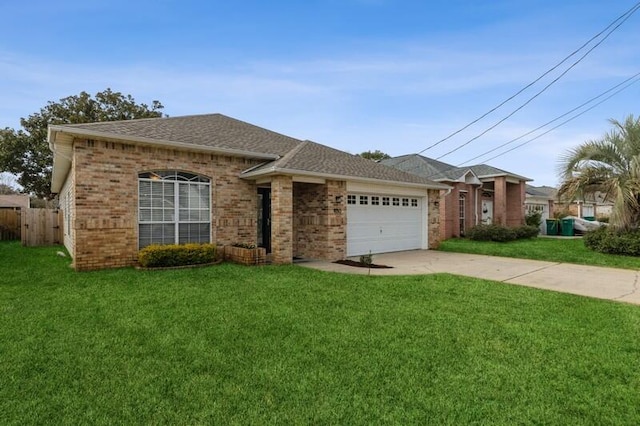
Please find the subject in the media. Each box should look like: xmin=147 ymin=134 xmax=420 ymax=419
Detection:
xmin=381 ymin=154 xmax=530 ymax=181
xmin=526 ymin=185 xmax=557 ymax=198
xmin=243 ymin=141 xmax=449 ymax=187
xmin=56 ymin=113 xmax=302 ymax=157
xmin=50 ymin=114 xmax=448 ymax=189
xmin=381 ymin=154 xmax=470 ymax=180
xmin=466 ymin=164 xmax=530 ymax=181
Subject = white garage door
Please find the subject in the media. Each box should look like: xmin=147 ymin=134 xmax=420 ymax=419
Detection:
xmin=346 ymin=193 xmax=425 ymax=256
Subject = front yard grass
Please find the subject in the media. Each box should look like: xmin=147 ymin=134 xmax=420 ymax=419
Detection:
xmin=439 ymin=236 xmax=640 ymax=270
xmin=1 ymin=241 xmax=639 ymax=424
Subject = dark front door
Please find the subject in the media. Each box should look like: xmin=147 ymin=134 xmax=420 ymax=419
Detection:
xmin=257 ymin=188 xmax=271 ymax=252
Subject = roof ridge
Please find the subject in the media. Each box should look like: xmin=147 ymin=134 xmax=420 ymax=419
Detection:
xmin=271 ymin=140 xmax=309 ymax=168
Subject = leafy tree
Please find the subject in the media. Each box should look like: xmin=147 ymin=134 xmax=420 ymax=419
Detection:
xmin=359 ymin=150 xmax=391 ymax=161
xmin=0 ymin=89 xmax=164 ymax=199
xmin=0 ymin=172 xmax=19 ymax=194
xmin=558 ymin=115 xmax=640 ymax=231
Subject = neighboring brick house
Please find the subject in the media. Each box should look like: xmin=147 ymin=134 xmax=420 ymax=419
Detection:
xmin=535 ymin=186 xmax=614 ymax=221
xmin=49 ymin=114 xmax=449 ymax=270
xmin=381 ymin=154 xmax=530 ymax=239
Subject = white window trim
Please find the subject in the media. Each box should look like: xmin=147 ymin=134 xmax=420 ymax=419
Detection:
xmin=138 ymin=171 xmax=212 ymax=248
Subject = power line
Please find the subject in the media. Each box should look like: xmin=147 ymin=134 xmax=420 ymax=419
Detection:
xmin=411 ymin=72 xmax=640 ymax=181
xmin=456 ymin=71 xmax=640 ymax=166
xmin=417 ymin=1 xmax=640 ymax=155
xmin=434 ymin=2 xmax=640 ymax=160
xmin=474 ymin=75 xmax=640 ymax=164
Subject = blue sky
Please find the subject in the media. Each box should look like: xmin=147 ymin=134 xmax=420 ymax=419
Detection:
xmin=1 ymin=0 xmax=639 ymax=187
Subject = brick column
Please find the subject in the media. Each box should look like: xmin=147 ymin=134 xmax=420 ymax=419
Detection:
xmin=428 ymin=189 xmax=442 ymax=249
xmin=494 ymin=176 xmax=507 ymax=226
xmin=506 ymin=181 xmax=525 ymax=226
xmin=271 ymin=175 xmax=293 ymax=264
xmin=325 ymin=180 xmax=346 ymax=260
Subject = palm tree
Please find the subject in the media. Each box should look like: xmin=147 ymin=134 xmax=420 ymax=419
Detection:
xmin=558 ymin=115 xmax=640 ymax=232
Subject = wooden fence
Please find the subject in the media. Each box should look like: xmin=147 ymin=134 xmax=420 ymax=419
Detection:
xmin=0 ymin=209 xmax=22 ymax=240
xmin=21 ymin=208 xmax=63 ymax=246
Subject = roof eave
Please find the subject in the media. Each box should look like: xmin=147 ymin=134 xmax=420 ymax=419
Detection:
xmin=241 ymin=167 xmax=451 ymax=190
xmin=478 ymin=172 xmax=532 ymax=182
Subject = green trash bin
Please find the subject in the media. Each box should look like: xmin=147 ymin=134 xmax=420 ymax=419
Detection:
xmin=561 ymin=218 xmax=575 ymax=236
xmin=546 ymin=219 xmax=559 ymax=235
xmin=583 ymin=216 xmax=595 ymax=221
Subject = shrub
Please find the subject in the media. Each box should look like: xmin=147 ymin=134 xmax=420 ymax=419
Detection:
xmin=584 ymin=227 xmax=640 ymax=256
xmin=138 ymin=243 xmax=217 ymax=268
xmin=468 ymin=224 xmax=538 ymax=242
xmin=514 ymin=225 xmax=540 ymax=239
xmin=359 ymin=252 xmax=373 ymax=266
xmin=525 ymin=211 xmax=543 ymax=228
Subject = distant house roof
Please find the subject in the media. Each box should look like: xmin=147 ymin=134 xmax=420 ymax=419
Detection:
xmin=0 ymin=194 xmax=30 ymax=209
xmin=381 ymin=154 xmax=531 ymax=182
xmin=526 ymin=185 xmax=557 ymax=199
xmin=49 ymin=114 xmax=449 ymax=192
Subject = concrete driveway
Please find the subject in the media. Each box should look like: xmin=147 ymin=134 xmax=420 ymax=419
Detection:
xmin=300 ymin=250 xmax=640 ymax=305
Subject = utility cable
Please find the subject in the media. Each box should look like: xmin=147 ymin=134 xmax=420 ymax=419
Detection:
xmin=417 ymin=0 xmax=640 ymax=155
xmin=474 ymin=75 xmax=640 ymax=164
xmin=456 ymin=71 xmax=640 ymax=166
xmin=434 ymin=2 xmax=640 ymax=160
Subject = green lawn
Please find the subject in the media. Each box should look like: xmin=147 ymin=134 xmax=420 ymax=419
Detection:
xmin=1 ymin=241 xmax=639 ymax=424
xmin=439 ymin=236 xmax=640 ymax=270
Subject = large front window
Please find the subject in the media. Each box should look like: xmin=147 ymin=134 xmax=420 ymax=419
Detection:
xmin=138 ymin=171 xmax=211 ymax=248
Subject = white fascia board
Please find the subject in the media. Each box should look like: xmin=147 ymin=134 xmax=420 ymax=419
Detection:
xmin=478 ymin=173 xmax=532 ymax=182
xmin=48 ymin=125 xmax=280 ymax=160
xmin=49 ymin=130 xmax=74 ymax=194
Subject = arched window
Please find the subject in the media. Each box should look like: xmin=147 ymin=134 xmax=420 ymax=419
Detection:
xmin=138 ymin=171 xmax=211 ymax=248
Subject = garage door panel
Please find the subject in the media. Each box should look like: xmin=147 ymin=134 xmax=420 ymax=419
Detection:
xmin=346 ymin=194 xmax=425 ymax=256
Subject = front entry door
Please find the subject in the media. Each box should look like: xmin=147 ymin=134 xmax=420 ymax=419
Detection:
xmin=482 ymin=200 xmax=493 ymax=224
xmin=257 ymin=188 xmax=271 ymax=252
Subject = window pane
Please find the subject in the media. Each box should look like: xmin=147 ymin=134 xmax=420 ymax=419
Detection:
xmin=139 ymin=208 xmax=151 ymax=222
xmin=152 ymin=209 xmax=164 ymax=222
xmin=179 ymin=223 xmax=210 ymax=244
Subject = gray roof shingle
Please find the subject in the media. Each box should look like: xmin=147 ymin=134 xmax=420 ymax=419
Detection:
xmin=57 ymin=113 xmax=302 ymax=157
xmin=244 ymin=141 xmax=449 ymax=187
xmin=51 ymin=114 xmax=447 ymax=189
xmin=382 ymin=154 xmax=530 ymax=181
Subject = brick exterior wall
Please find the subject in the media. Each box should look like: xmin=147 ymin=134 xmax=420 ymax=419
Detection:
xmin=270 ymin=175 xmax=293 ymax=264
xmin=70 ymin=138 xmax=260 ymax=270
xmin=427 ymin=189 xmax=442 ymax=249
xmin=437 ymin=178 xmax=527 ymax=240
xmin=506 ymin=181 xmax=525 ymax=227
xmin=293 ymin=180 xmax=346 ymax=260
xmin=493 ymin=176 xmax=507 ymax=226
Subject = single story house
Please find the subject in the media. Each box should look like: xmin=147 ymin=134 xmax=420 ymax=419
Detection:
xmin=49 ymin=114 xmax=449 ymax=270
xmin=381 ymin=154 xmax=531 ymax=239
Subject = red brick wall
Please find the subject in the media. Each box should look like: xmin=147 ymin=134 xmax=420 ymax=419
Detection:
xmin=493 ymin=177 xmax=507 ymax=225
xmin=70 ymin=138 xmax=260 ymax=270
xmin=506 ymin=181 xmax=525 ymax=227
